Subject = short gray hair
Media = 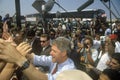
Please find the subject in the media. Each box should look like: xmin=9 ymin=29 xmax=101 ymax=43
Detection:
xmin=52 ymin=37 xmax=71 ymax=54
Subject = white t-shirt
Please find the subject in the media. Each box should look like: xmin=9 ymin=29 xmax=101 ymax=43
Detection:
xmin=93 ymin=40 xmax=101 ymax=50
xmin=115 ymin=41 xmax=120 ymax=53
xmin=96 ymin=52 xmax=110 ymax=71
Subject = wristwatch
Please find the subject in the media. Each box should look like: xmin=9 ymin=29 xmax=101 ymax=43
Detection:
xmin=20 ymin=60 xmax=30 ymax=71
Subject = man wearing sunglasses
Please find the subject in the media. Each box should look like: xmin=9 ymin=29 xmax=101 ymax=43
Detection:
xmin=39 ymin=33 xmax=51 ymax=56
xmin=37 ymin=33 xmax=51 ymax=73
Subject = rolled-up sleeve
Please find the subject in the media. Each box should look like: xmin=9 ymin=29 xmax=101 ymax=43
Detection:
xmin=33 ymin=55 xmax=52 ymax=67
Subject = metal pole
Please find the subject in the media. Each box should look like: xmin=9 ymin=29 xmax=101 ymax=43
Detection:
xmin=109 ymin=0 xmax=112 ymax=27
xmin=15 ymin=0 xmax=21 ymax=30
xmin=101 ymin=1 xmax=118 ymax=19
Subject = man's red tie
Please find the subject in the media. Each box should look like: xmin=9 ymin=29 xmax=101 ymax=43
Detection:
xmin=52 ymin=64 xmax=58 ymax=75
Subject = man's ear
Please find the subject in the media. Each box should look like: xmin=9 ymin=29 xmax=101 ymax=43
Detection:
xmin=62 ymin=50 xmax=67 ymax=57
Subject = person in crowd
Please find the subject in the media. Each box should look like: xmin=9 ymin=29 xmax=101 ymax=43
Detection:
xmin=104 ymin=23 xmax=111 ymax=37
xmin=86 ymin=53 xmax=120 ymax=80
xmin=115 ymin=38 xmax=120 ymax=53
xmin=2 ymin=13 xmax=13 ymax=30
xmin=70 ymin=29 xmax=83 ymax=51
xmin=96 ymin=39 xmax=115 ymax=71
xmin=48 ymin=29 xmax=56 ymax=45
xmin=64 ymin=29 xmax=72 ymax=40
xmin=98 ymin=69 xmax=120 ymax=80
xmin=38 ymin=33 xmax=51 ymax=56
xmin=70 ymin=32 xmax=76 ymax=50
xmin=0 ymin=37 xmax=76 ymax=80
xmin=107 ymin=53 xmax=120 ymax=71
xmin=114 ymin=23 xmax=120 ymax=53
xmin=24 ymin=29 xmax=36 ymax=44
xmin=81 ymin=36 xmax=99 ymax=66
xmin=76 ymin=38 xmax=84 ymax=54
xmin=88 ymin=37 xmax=115 ymax=80
xmin=2 ymin=14 xmax=10 ymax=22
xmin=31 ymin=30 xmax=42 ymax=55
xmin=32 ymin=33 xmax=51 ymax=73
xmin=114 ymin=22 xmax=120 ymax=38
xmin=93 ymin=33 xmax=101 ymax=51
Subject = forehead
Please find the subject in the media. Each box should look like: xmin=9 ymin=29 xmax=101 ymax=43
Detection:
xmin=51 ymin=45 xmax=60 ymax=52
xmin=40 ymin=37 xmax=47 ymax=40
xmin=50 ymin=31 xmax=55 ymax=34
xmin=111 ymin=58 xmax=119 ymax=64
xmin=84 ymin=39 xmax=91 ymax=43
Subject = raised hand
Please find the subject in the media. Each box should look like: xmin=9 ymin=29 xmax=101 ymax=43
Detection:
xmin=16 ymin=42 xmax=32 ymax=56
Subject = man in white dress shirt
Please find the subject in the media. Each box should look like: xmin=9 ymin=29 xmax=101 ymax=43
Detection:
xmin=0 ymin=37 xmax=76 ymax=80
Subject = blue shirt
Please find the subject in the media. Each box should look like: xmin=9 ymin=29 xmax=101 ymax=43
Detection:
xmin=33 ymin=55 xmax=76 ymax=80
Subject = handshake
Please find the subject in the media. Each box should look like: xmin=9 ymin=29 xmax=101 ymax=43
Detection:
xmin=0 ymin=39 xmax=32 ymax=65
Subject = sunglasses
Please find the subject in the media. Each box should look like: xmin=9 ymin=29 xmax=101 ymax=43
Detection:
xmin=50 ymin=34 xmax=55 ymax=35
xmin=40 ymin=40 xmax=47 ymax=43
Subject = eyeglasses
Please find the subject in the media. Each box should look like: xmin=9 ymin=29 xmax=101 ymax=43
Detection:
xmin=40 ymin=40 xmax=47 ymax=43
xmin=50 ymin=34 xmax=55 ymax=35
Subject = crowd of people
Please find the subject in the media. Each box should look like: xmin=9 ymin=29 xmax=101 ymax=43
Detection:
xmin=0 ymin=13 xmax=120 ymax=80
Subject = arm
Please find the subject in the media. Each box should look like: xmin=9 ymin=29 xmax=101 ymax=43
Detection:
xmin=2 ymin=21 xmax=8 ymax=33
xmin=0 ymin=22 xmax=26 ymax=80
xmin=0 ymin=39 xmax=48 ymax=80
xmin=0 ymin=41 xmax=32 ymax=80
xmin=86 ymin=64 xmax=101 ymax=75
xmin=77 ymin=43 xmax=84 ymax=53
xmin=0 ymin=63 xmax=16 ymax=80
xmin=0 ymin=22 xmax=17 ymax=79
xmin=87 ymin=53 xmax=94 ymax=66
xmin=86 ymin=47 xmax=94 ymax=66
xmin=17 ymin=57 xmax=48 ymax=80
xmin=0 ymin=61 xmax=6 ymax=72
xmin=77 ymin=48 xmax=82 ymax=53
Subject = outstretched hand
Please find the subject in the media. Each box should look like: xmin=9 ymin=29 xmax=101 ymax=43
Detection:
xmin=16 ymin=42 xmax=32 ymax=56
xmin=0 ymin=39 xmax=23 ymax=64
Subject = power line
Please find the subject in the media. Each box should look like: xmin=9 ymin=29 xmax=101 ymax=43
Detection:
xmin=100 ymin=1 xmax=118 ymax=19
xmin=111 ymin=0 xmax=120 ymax=17
xmin=116 ymin=0 xmax=120 ymax=8
xmin=54 ymin=1 xmax=76 ymax=18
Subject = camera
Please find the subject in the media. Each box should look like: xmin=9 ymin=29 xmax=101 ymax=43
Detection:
xmin=84 ymin=43 xmax=88 ymax=48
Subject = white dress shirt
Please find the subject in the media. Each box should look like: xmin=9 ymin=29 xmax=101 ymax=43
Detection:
xmin=33 ymin=55 xmax=76 ymax=80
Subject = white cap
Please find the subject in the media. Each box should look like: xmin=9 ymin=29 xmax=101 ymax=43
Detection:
xmin=56 ymin=69 xmax=92 ymax=80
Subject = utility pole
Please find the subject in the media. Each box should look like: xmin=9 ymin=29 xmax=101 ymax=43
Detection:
xmin=15 ymin=0 xmax=21 ymax=30
xmin=109 ymin=0 xmax=112 ymax=26
xmin=108 ymin=0 xmax=112 ymax=34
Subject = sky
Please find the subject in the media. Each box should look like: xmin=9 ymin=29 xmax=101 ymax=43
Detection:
xmin=0 ymin=0 xmax=120 ymax=20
